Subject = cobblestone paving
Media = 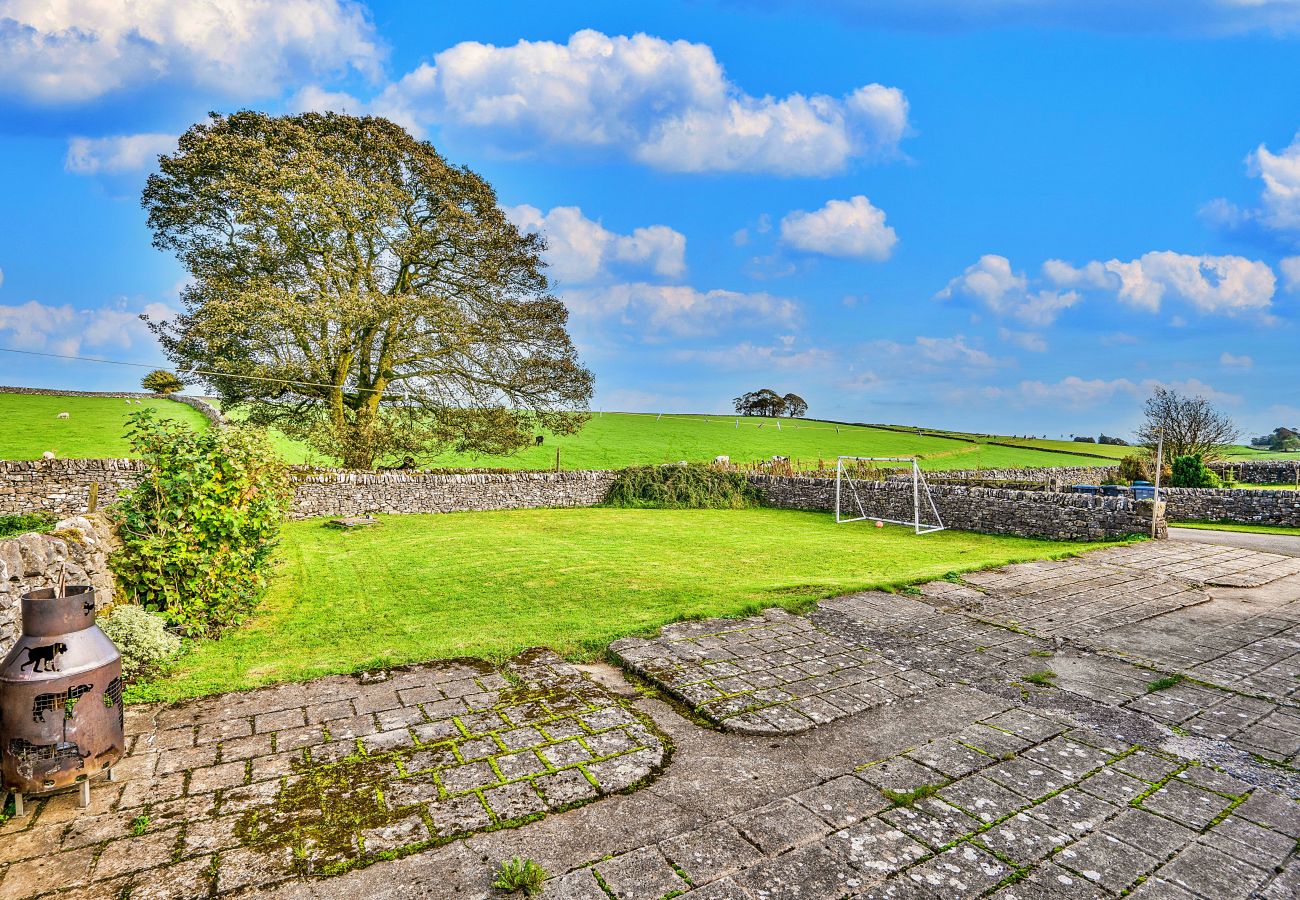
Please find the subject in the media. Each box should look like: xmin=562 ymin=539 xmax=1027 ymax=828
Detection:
xmin=0 ymin=650 xmax=668 ymax=899
xmin=4 ymin=539 xmax=1300 ymax=899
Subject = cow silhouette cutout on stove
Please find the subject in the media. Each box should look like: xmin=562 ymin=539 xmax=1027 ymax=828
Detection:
xmin=18 ymin=642 xmax=68 ymax=674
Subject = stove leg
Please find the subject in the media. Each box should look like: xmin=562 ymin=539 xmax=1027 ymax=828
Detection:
xmin=78 ymin=779 xmax=91 ymax=808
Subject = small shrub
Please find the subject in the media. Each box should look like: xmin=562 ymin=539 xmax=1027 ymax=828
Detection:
xmin=0 ymin=511 xmax=56 ymax=539
xmin=492 ymin=857 xmax=547 ymax=896
xmin=110 ymin=409 xmax=293 ymax=637
xmin=1023 ymin=670 xmax=1057 ymax=687
xmin=604 ymin=464 xmax=760 ymax=510
xmin=99 ymin=605 xmax=182 ymax=681
xmin=1116 ymin=454 xmax=1150 ymax=483
xmin=1169 ymin=454 xmax=1221 ymax=489
xmin=129 ymin=815 xmax=150 ymax=836
xmin=141 ymin=369 xmax=184 ymax=394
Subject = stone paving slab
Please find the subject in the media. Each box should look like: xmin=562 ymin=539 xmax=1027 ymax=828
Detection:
xmin=609 ymin=608 xmax=934 ymax=734
xmin=0 ymin=650 xmax=668 ymax=899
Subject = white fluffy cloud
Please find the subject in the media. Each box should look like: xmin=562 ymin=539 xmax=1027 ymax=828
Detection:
xmin=952 ymin=251 xmax=1277 ymax=320
xmin=65 ymin=133 xmax=176 ymax=175
xmin=871 ymin=335 xmax=1005 ymax=369
xmin=779 ymin=196 xmax=897 ymax=260
xmin=1100 ymin=252 xmax=1275 ymax=315
xmin=1249 ymin=132 xmax=1300 ymax=232
xmin=563 ymin=282 xmax=798 ymax=336
xmin=0 ymin=0 xmax=382 ymax=103
xmin=506 ymin=205 xmax=686 ymax=285
xmin=1220 ymin=351 xmax=1253 ymax=368
xmin=1281 ymin=256 xmax=1300 ymax=292
xmin=373 ymin=30 xmax=908 ymax=175
xmin=936 ymin=255 xmax=1080 ymax=325
xmin=0 ymin=299 xmax=174 ymax=357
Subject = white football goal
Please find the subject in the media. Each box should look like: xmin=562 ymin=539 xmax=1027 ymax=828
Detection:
xmin=834 ymin=456 xmax=946 ymax=534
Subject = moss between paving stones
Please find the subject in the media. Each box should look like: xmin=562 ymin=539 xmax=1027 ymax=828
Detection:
xmin=228 ymin=654 xmax=674 ymax=880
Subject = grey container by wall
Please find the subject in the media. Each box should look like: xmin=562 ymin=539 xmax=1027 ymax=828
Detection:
xmin=0 ymin=586 xmax=124 ymax=815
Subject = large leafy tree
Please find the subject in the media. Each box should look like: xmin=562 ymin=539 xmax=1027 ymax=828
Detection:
xmin=1137 ymin=386 xmax=1238 ymax=463
xmin=142 ymin=111 xmax=593 ymax=469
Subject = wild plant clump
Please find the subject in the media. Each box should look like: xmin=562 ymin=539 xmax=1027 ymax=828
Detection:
xmin=491 ymin=857 xmax=547 ymax=896
xmin=604 ymin=463 xmax=761 ymax=509
xmin=0 ymin=511 xmax=56 ymax=539
xmin=110 ymin=409 xmax=293 ymax=637
xmin=99 ymin=604 xmax=182 ymax=681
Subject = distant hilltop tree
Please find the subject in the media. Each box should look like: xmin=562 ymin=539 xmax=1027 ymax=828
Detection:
xmin=1072 ymin=436 xmax=1096 ymax=443
xmin=1098 ymin=434 xmax=1128 ymax=446
xmin=141 ymin=111 xmax=592 ymax=470
xmin=1137 ymin=386 xmax=1238 ymax=463
xmin=733 ymin=389 xmax=808 ymax=418
xmin=1253 ymin=427 xmax=1300 ymax=451
xmin=141 ymin=369 xmax=183 ymax=394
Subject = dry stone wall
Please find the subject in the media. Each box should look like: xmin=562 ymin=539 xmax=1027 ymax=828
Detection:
xmin=749 ymin=475 xmax=1160 ymax=541
xmin=1163 ymin=488 xmax=1300 ymax=527
xmin=288 ymin=469 xmax=619 ymax=519
xmin=1214 ymin=460 xmax=1300 ymax=485
xmin=0 ymin=516 xmax=115 ymax=656
xmin=0 ymin=458 xmax=145 ymax=517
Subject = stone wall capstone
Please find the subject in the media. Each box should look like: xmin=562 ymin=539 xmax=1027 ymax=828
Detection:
xmin=0 ymin=516 xmax=115 ymax=656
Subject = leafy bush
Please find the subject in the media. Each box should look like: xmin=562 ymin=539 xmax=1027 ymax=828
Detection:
xmin=1168 ymin=454 xmax=1222 ymax=489
xmin=0 ymin=511 xmax=56 ymax=539
xmin=141 ymin=369 xmax=184 ymax=394
xmin=99 ymin=604 xmax=182 ymax=681
xmin=1116 ymin=455 xmax=1150 ymax=484
xmin=110 ymin=409 xmax=292 ymax=637
xmin=604 ymin=463 xmax=760 ymax=509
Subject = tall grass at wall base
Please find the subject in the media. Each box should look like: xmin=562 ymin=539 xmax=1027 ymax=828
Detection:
xmin=603 ymin=464 xmax=761 ymax=509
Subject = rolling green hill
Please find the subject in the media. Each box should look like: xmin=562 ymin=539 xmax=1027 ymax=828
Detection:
xmin=0 ymin=393 xmax=211 ymax=460
xmin=2 ymin=391 xmax=1280 ymax=471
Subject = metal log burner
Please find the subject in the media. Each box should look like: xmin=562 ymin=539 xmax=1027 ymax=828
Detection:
xmin=1 ymin=586 xmax=124 ymax=815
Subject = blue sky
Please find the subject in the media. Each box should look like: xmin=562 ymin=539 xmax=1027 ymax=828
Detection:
xmin=1 ymin=1 xmax=1298 ymax=440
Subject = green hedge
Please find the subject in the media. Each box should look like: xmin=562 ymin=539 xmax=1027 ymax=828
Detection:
xmin=604 ymin=464 xmax=761 ymax=509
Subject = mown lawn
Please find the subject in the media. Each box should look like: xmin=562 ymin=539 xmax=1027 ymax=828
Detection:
xmin=0 ymin=393 xmax=210 ymax=459
xmin=142 ymin=507 xmax=1126 ymax=702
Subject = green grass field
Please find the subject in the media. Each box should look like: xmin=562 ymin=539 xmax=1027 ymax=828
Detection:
xmin=0 ymin=393 xmax=211 ymax=460
xmin=1171 ymin=521 xmax=1300 ymax=536
xmin=236 ymin=410 xmax=1120 ymax=471
xmin=140 ymin=507 xmax=1125 ymax=702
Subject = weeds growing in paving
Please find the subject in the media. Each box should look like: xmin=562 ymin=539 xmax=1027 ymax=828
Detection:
xmin=492 ymin=857 xmax=548 ymax=895
xmin=1146 ymin=674 xmax=1184 ymax=693
xmin=1023 ymin=670 xmax=1057 ymax=687
xmin=880 ymin=783 xmax=943 ymax=808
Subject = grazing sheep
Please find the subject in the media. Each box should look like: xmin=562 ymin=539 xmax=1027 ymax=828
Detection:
xmin=56 ymin=412 xmax=69 ymax=419
xmin=42 ymin=451 xmax=55 ymax=460
xmin=134 ymin=399 xmax=143 ymax=404
xmin=125 ymin=399 xmax=131 ymax=404
xmin=714 ymin=455 xmax=730 ymax=464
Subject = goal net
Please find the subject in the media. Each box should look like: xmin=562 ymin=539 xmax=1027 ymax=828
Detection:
xmin=834 ymin=456 xmax=946 ymax=534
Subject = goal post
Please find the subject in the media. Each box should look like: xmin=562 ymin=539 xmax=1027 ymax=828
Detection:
xmin=834 ymin=456 xmax=946 ymax=535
